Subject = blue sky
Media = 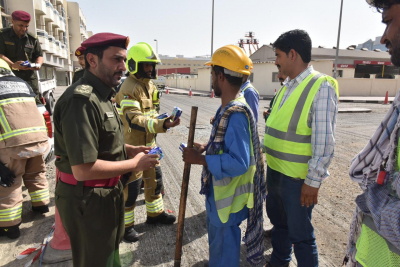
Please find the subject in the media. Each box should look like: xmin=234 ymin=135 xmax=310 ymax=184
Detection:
xmin=77 ymin=0 xmax=386 ymax=57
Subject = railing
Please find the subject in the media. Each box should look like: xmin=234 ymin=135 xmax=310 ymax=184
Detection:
xmin=48 ymin=35 xmax=55 ymax=42
xmin=36 ymin=29 xmax=48 ymax=39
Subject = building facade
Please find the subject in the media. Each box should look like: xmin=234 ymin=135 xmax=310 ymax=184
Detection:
xmin=356 ymin=36 xmax=387 ymax=52
xmin=158 ymin=54 xmax=210 ymax=75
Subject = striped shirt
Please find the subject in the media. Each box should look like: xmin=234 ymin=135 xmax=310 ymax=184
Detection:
xmin=278 ymin=66 xmax=338 ymax=188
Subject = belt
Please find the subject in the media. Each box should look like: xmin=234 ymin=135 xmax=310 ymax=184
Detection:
xmin=59 ymin=171 xmax=120 ymax=187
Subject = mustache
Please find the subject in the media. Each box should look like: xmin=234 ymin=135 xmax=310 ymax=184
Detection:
xmin=276 ymin=65 xmax=281 ymax=69
xmin=385 ymin=41 xmax=392 ymax=49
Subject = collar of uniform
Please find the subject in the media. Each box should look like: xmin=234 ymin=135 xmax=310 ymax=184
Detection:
xmin=83 ymin=70 xmax=114 ymax=100
xmin=283 ymin=65 xmax=314 ymax=88
xmin=131 ymin=74 xmax=151 ymax=84
xmin=10 ymin=27 xmax=27 ymax=39
xmin=240 ymin=80 xmax=250 ymax=91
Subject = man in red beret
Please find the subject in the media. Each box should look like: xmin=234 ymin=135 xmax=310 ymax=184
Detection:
xmin=53 ymin=32 xmax=159 ymax=267
xmin=0 ymin=10 xmax=43 ymax=103
xmin=72 ymin=46 xmax=86 ymax=84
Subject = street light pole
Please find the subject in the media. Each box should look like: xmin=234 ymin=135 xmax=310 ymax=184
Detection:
xmin=211 ymin=0 xmax=214 ymax=57
xmin=333 ymin=0 xmax=344 ymax=79
xmin=154 ymin=39 xmax=158 ymax=55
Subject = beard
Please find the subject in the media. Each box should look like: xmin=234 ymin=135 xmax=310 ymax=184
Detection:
xmin=97 ymin=63 xmax=122 ymax=87
xmin=213 ymin=81 xmax=222 ymax=97
xmin=390 ymin=31 xmax=400 ymax=67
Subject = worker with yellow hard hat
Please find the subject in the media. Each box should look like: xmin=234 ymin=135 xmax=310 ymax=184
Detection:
xmin=115 ymin=42 xmax=180 ymax=242
xmin=182 ymin=45 xmax=266 ymax=266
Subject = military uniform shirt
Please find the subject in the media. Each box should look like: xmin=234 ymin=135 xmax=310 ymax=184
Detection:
xmin=0 ymin=27 xmax=43 ymax=81
xmin=72 ymin=68 xmax=84 ymax=84
xmin=54 ymin=70 xmax=127 ymax=174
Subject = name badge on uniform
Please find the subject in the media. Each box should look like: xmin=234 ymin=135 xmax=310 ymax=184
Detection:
xmin=106 ymin=112 xmax=114 ymax=119
xmin=25 ymin=44 xmax=34 ymax=49
xmin=5 ymin=41 xmax=14 ymax=46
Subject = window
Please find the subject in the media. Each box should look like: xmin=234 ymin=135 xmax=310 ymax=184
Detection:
xmin=337 ymin=70 xmax=343 ymax=78
xmin=272 ymin=72 xmax=279 ymax=82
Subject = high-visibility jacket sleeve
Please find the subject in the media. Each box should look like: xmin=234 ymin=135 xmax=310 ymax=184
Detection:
xmin=115 ymin=88 xmax=167 ymax=134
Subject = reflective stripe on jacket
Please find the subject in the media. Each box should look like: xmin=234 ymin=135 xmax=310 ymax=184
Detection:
xmin=0 ymin=77 xmax=48 ymax=149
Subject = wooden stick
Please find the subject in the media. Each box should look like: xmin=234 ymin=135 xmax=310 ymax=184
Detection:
xmin=174 ymin=106 xmax=198 ymax=267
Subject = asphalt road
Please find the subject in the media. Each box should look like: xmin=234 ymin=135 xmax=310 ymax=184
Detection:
xmin=1 ymin=88 xmax=392 ymax=267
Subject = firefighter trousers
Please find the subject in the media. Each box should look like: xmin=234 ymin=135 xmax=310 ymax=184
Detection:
xmin=0 ymin=151 xmax=49 ymax=227
xmin=123 ymin=165 xmax=164 ymax=228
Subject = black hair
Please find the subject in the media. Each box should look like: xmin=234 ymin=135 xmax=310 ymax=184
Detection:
xmin=368 ymin=0 xmax=400 ymax=12
xmin=273 ymin=29 xmax=312 ymax=63
xmin=212 ymin=65 xmax=242 ymax=87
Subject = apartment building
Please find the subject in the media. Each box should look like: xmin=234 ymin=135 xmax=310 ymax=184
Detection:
xmin=0 ymin=0 xmax=92 ymax=85
xmin=158 ymin=55 xmax=211 ymax=75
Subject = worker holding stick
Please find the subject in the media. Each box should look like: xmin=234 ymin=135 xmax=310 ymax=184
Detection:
xmin=182 ymin=45 xmax=266 ymax=267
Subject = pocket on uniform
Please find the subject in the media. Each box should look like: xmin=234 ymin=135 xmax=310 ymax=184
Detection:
xmin=104 ymin=117 xmax=118 ymax=132
xmin=5 ymin=42 xmax=16 ymax=55
xmin=140 ymin=99 xmax=152 ymax=114
xmin=24 ymin=47 xmax=33 ymax=58
xmin=75 ymin=187 xmax=95 ymax=217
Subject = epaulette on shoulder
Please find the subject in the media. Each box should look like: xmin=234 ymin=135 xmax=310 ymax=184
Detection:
xmin=27 ymin=32 xmax=37 ymax=39
xmin=73 ymin=84 xmax=93 ymax=98
xmin=0 ymin=27 xmax=10 ymax=33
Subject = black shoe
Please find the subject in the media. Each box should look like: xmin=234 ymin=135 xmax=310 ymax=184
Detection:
xmin=124 ymin=226 xmax=139 ymax=243
xmin=32 ymin=205 xmax=49 ymax=214
xmin=146 ymin=212 xmax=176 ymax=225
xmin=1 ymin=225 xmax=20 ymax=239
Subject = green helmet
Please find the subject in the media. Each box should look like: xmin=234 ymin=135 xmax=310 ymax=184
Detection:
xmin=126 ymin=42 xmax=161 ymax=78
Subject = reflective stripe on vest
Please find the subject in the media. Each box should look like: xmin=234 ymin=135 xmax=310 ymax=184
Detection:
xmin=264 ymin=72 xmax=325 ymax=179
xmin=120 ymin=99 xmax=140 ymax=110
xmin=242 ymin=84 xmax=259 ymax=95
xmin=212 ymin=96 xmax=256 ymax=223
xmin=355 ymin=215 xmax=400 ymax=267
xmin=0 ymin=97 xmax=47 ymax=141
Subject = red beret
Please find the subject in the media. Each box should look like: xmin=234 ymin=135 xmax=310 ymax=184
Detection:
xmin=81 ymin=33 xmax=129 ymax=50
xmin=11 ymin=11 xmax=31 ymax=22
xmin=75 ymin=46 xmax=86 ymax=57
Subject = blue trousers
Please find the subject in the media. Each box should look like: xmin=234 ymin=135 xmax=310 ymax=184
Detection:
xmin=207 ymin=216 xmax=241 ymax=267
xmin=266 ymin=167 xmax=318 ymax=267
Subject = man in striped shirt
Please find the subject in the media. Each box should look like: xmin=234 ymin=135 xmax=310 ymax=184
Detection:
xmin=264 ymin=30 xmax=338 ymax=267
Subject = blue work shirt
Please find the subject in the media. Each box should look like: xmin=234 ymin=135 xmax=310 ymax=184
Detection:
xmin=241 ymin=81 xmax=259 ymax=122
xmin=205 ymin=111 xmax=251 ymax=227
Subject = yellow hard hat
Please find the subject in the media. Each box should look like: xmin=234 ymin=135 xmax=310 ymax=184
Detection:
xmin=205 ymin=45 xmax=251 ymax=76
xmin=0 ymin=59 xmax=11 ymax=71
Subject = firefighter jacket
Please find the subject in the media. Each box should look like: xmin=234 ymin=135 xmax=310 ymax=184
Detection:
xmin=115 ymin=74 xmax=168 ymax=149
xmin=0 ymin=75 xmax=48 ymax=156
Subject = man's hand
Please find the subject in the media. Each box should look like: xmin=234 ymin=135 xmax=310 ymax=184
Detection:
xmin=164 ymin=116 xmax=180 ymax=129
xmin=0 ymin=163 xmax=15 ymax=187
xmin=11 ymin=61 xmax=29 ymax=71
xmin=193 ymin=142 xmax=207 ymax=154
xmin=210 ymin=116 xmax=214 ymax=125
xmin=132 ymin=153 xmax=159 ymax=171
xmin=263 ymin=110 xmax=270 ymax=119
xmin=182 ymin=148 xmax=207 ymax=166
xmin=126 ymin=145 xmax=151 ymax=158
xmin=300 ymin=183 xmax=319 ymax=208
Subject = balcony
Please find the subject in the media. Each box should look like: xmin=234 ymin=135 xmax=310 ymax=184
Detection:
xmin=45 ymin=1 xmax=54 ymax=22
xmin=47 ymin=35 xmax=55 ymax=54
xmin=60 ymin=44 xmax=68 ymax=59
xmin=55 ymin=40 xmax=61 ymax=57
xmin=37 ymin=29 xmax=49 ymax=51
xmin=34 ymin=0 xmax=47 ymax=15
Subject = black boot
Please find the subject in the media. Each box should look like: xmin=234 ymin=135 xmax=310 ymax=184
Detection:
xmin=124 ymin=226 xmax=139 ymax=243
xmin=32 ymin=205 xmax=49 ymax=214
xmin=1 ymin=225 xmax=20 ymax=239
xmin=146 ymin=212 xmax=176 ymax=225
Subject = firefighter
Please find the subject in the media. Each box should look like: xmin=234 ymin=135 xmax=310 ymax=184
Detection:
xmin=71 ymin=46 xmax=85 ymax=84
xmin=0 ymin=58 xmax=50 ymax=239
xmin=115 ymin=42 xmax=180 ymax=242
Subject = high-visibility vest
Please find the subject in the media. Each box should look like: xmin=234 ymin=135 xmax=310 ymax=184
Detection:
xmin=355 ymin=215 xmax=400 ymax=266
xmin=264 ymin=71 xmax=338 ymax=179
xmin=212 ymin=96 xmax=256 ymax=223
xmin=0 ymin=78 xmax=48 ymax=149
